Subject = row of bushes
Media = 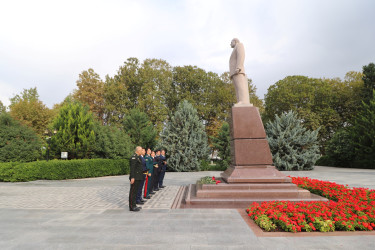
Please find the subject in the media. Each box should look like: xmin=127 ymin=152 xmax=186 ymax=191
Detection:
xmin=0 ymin=159 xmax=129 ymax=182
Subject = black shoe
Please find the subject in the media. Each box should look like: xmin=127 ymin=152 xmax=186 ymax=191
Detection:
xmin=154 ymin=188 xmax=159 ymax=191
xmin=160 ymin=185 xmax=166 ymax=188
xmin=144 ymin=196 xmax=151 ymax=199
xmin=129 ymin=207 xmax=140 ymax=212
xmin=136 ymin=201 xmax=145 ymax=205
xmin=150 ymin=191 xmax=156 ymax=194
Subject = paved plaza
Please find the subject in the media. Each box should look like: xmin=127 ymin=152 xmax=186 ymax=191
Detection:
xmin=0 ymin=166 xmax=375 ymax=249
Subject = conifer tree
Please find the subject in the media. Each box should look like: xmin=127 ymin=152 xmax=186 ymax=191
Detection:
xmin=266 ymin=110 xmax=320 ymax=171
xmin=211 ymin=122 xmax=231 ymax=168
xmin=361 ymin=63 xmax=375 ymax=104
xmin=122 ymin=109 xmax=157 ymax=148
xmin=159 ymin=100 xmax=209 ymax=171
xmin=350 ymin=90 xmax=375 ymax=168
xmin=51 ymin=101 xmax=95 ymax=159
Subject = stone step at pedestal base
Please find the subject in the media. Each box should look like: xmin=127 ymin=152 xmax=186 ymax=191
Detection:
xmin=181 ymin=183 xmax=328 ymax=209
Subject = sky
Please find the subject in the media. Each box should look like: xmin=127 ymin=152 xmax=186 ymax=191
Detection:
xmin=1 ymin=0 xmax=375 ymax=108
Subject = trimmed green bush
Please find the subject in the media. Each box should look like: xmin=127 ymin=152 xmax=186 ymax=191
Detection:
xmin=0 ymin=113 xmax=43 ymax=162
xmin=0 ymin=159 xmax=129 ymax=182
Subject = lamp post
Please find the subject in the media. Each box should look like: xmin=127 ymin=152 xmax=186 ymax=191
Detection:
xmin=44 ymin=129 xmax=57 ymax=161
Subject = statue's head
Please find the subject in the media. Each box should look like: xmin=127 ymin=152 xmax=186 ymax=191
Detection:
xmin=230 ymin=38 xmax=240 ymax=48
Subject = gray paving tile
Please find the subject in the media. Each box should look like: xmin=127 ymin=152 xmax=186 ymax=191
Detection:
xmin=0 ymin=167 xmax=374 ymax=249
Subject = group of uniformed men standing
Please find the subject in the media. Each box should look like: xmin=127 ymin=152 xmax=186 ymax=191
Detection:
xmin=129 ymin=146 xmax=167 ymax=212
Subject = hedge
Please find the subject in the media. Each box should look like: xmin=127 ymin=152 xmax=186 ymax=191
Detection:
xmin=0 ymin=159 xmax=129 ymax=182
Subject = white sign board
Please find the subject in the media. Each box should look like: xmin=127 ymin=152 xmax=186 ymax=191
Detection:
xmin=61 ymin=152 xmax=68 ymax=159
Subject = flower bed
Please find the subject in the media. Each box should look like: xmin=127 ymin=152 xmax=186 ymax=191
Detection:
xmin=246 ymin=177 xmax=375 ymax=232
xmin=197 ymin=176 xmax=221 ymax=185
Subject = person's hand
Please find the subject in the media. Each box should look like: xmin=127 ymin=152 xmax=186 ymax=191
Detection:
xmin=148 ymin=173 xmax=151 ymax=177
xmin=130 ymin=178 xmax=135 ymax=184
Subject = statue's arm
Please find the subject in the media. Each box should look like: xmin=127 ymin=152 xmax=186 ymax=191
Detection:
xmin=236 ymin=43 xmax=245 ymax=73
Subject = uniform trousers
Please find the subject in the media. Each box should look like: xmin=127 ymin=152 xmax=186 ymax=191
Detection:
xmin=145 ymin=174 xmax=153 ymax=197
xmin=153 ymin=168 xmax=160 ymax=190
xmin=129 ymin=180 xmax=141 ymax=209
xmin=158 ymin=168 xmax=166 ymax=187
xmin=136 ymin=175 xmax=145 ymax=202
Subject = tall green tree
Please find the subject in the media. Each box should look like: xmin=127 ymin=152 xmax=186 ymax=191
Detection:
xmin=159 ymin=100 xmax=209 ymax=171
xmin=361 ymin=62 xmax=375 ymax=104
xmin=104 ymin=58 xmax=141 ymax=125
xmin=137 ymin=59 xmax=172 ymax=132
xmin=266 ymin=111 xmax=320 ymax=171
xmin=264 ymin=74 xmax=363 ymax=151
xmin=0 ymin=101 xmax=6 ymax=114
xmin=0 ymin=113 xmax=42 ymax=162
xmin=9 ymin=88 xmax=55 ymax=136
xmin=73 ymin=68 xmax=105 ymax=123
xmin=350 ymin=90 xmax=375 ymax=168
xmin=325 ymin=129 xmax=355 ymax=168
xmin=168 ymin=66 xmax=263 ymax=139
xmin=211 ymin=122 xmax=231 ymax=169
xmin=122 ymin=108 xmax=157 ymax=148
xmin=50 ymin=101 xmax=95 ymax=159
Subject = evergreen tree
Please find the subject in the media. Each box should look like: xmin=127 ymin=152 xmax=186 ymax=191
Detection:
xmin=266 ymin=111 xmax=320 ymax=171
xmin=361 ymin=63 xmax=375 ymax=104
xmin=325 ymin=129 xmax=356 ymax=168
xmin=159 ymin=100 xmax=209 ymax=171
xmin=350 ymin=90 xmax=375 ymax=168
xmin=0 ymin=113 xmax=42 ymax=162
xmin=211 ymin=122 xmax=231 ymax=168
xmin=51 ymin=101 xmax=95 ymax=159
xmin=92 ymin=121 xmax=133 ymax=159
xmin=122 ymin=108 xmax=157 ymax=148
xmin=0 ymin=100 xmax=6 ymax=114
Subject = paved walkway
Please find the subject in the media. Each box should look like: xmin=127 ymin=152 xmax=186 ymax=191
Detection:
xmin=0 ymin=166 xmax=374 ymax=249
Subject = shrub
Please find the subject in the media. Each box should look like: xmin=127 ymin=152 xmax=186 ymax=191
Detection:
xmin=0 ymin=159 xmax=129 ymax=182
xmin=0 ymin=113 xmax=42 ymax=162
xmin=92 ymin=121 xmax=133 ymax=159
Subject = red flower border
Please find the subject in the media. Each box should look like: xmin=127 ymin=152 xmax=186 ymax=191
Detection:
xmin=246 ymin=177 xmax=375 ymax=232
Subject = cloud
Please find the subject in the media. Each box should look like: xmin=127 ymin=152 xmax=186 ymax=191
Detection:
xmin=0 ymin=0 xmax=375 ymax=108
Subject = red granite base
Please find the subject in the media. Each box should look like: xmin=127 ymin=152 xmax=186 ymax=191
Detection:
xmin=221 ymin=165 xmax=291 ymax=183
xmin=181 ymin=179 xmax=328 ymax=209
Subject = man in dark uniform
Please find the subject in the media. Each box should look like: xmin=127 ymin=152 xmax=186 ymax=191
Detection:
xmin=152 ymin=150 xmax=161 ymax=191
xmin=136 ymin=148 xmax=147 ymax=205
xmin=129 ymin=146 xmax=143 ymax=212
xmin=158 ymin=149 xmax=167 ymax=188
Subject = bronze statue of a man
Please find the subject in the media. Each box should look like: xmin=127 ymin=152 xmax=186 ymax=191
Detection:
xmin=229 ymin=38 xmax=252 ymax=106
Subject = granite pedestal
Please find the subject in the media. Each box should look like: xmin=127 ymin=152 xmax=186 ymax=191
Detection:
xmin=182 ymin=106 xmax=327 ymax=208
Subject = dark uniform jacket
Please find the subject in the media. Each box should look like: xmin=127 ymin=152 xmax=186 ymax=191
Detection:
xmin=159 ymin=154 xmax=167 ymax=171
xmin=129 ymin=153 xmax=144 ymax=180
xmin=140 ymin=155 xmax=147 ymax=171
